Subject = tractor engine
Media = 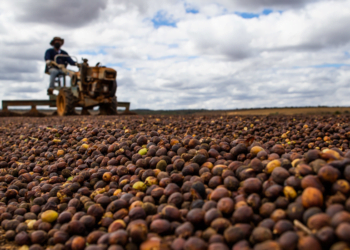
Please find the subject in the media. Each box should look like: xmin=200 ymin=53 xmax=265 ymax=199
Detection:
xmin=79 ymin=59 xmax=117 ymax=98
xmin=89 ymin=80 xmax=113 ymax=98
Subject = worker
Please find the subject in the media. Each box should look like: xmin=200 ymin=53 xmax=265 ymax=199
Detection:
xmin=44 ymin=37 xmax=78 ymax=94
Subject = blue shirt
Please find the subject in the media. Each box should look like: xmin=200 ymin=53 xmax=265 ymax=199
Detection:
xmin=44 ymin=48 xmax=76 ymax=72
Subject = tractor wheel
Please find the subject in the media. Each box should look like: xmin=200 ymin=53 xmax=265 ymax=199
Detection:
xmin=71 ymin=74 xmax=78 ymax=86
xmin=56 ymin=88 xmax=75 ymax=116
xmin=99 ymin=96 xmax=117 ymax=115
xmin=109 ymin=80 xmax=117 ymax=97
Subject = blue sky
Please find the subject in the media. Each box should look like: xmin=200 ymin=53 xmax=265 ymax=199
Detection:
xmin=235 ymin=9 xmax=283 ymax=19
xmin=311 ymin=63 xmax=350 ymax=68
xmin=78 ymin=46 xmax=117 ymax=56
xmin=184 ymin=2 xmax=199 ymax=14
xmin=185 ymin=7 xmax=199 ymax=14
xmin=151 ymin=7 xmax=282 ymax=28
xmin=151 ymin=11 xmax=177 ymax=28
xmin=150 ymin=7 xmax=285 ymax=30
xmin=79 ymin=49 xmax=107 ymax=56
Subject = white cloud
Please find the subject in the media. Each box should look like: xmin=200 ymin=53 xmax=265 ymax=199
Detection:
xmin=0 ymin=0 xmax=349 ymax=110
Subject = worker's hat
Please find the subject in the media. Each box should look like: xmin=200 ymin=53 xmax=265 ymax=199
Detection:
xmin=50 ymin=37 xmax=64 ymax=46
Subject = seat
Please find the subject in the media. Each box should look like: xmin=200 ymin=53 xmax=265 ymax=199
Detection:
xmin=45 ymin=69 xmax=67 ymax=88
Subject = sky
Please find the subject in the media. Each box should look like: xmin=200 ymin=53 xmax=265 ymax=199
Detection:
xmin=0 ymin=0 xmax=350 ymax=110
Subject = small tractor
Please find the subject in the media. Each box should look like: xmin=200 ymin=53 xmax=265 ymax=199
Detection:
xmin=1 ymin=55 xmax=135 ymax=117
xmin=0 ymin=55 xmax=134 ymax=117
xmin=50 ymin=55 xmax=118 ymax=116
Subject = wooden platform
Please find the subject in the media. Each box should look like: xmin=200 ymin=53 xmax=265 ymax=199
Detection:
xmin=1 ymin=99 xmax=134 ymax=116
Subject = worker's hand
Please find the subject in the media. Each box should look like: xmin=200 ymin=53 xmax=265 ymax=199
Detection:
xmin=75 ymin=62 xmax=81 ymax=68
xmin=49 ymin=61 xmax=59 ymax=67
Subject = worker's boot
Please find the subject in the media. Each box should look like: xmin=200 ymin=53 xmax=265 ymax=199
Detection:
xmin=47 ymin=88 xmax=53 ymax=95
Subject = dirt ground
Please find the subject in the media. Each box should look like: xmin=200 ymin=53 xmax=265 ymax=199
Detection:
xmin=1 ymin=106 xmax=350 ymax=117
xmin=200 ymin=107 xmax=350 ymax=116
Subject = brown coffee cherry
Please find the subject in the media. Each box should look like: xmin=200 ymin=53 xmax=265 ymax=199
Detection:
xmin=217 ymin=197 xmax=234 ymax=215
xmin=15 ymin=231 xmax=30 ymax=245
xmin=224 ymin=226 xmax=245 ymax=245
xmin=301 ymin=187 xmax=323 ymax=208
xmin=273 ymin=220 xmax=293 ymax=235
xmin=31 ymin=230 xmax=48 ymax=245
xmin=175 ymin=222 xmax=194 ymax=238
xmin=72 ymin=236 xmax=86 ymax=250
xmin=242 ymin=178 xmax=262 ymax=194
xmin=316 ymin=226 xmax=335 ymax=248
xmin=126 ymin=219 xmax=148 ymax=243
xmin=109 ymin=229 xmax=128 ymax=246
xmin=140 ymin=237 xmax=164 ymax=250
xmin=307 ymin=213 xmax=331 ymax=230
xmin=233 ymin=206 xmax=253 ymax=223
xmin=336 ymin=223 xmax=350 ymax=242
xmin=184 ymin=237 xmax=208 ymax=250
xmin=150 ymin=219 xmax=171 ymax=235
xmin=298 ymin=236 xmax=322 ymax=250
xmin=318 ymin=165 xmax=340 ymax=183
xmin=279 ymin=231 xmax=299 ymax=250
xmin=210 ymin=218 xmax=231 ymax=233
xmin=254 ymin=240 xmax=281 ymax=250
xmin=250 ymin=226 xmax=272 ymax=244
xmin=208 ymin=242 xmax=230 ymax=250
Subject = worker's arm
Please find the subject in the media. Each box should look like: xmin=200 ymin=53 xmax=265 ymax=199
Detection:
xmin=44 ymin=49 xmax=51 ymax=61
xmin=47 ymin=60 xmax=58 ymax=67
xmin=44 ymin=49 xmax=60 ymax=68
xmin=66 ymin=56 xmax=76 ymax=66
xmin=44 ymin=49 xmax=54 ymax=65
xmin=61 ymin=50 xmax=76 ymax=66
